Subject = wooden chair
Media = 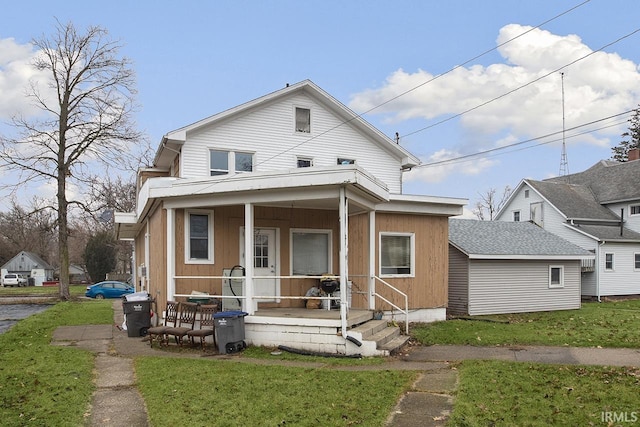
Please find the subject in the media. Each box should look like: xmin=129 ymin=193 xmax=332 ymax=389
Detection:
xmin=187 ymin=304 xmax=218 ymax=350
xmin=164 ymin=302 xmax=198 ymax=346
xmin=147 ymin=301 xmax=179 ymax=347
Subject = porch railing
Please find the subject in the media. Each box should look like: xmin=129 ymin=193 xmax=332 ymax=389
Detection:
xmin=372 ymin=275 xmax=409 ymax=334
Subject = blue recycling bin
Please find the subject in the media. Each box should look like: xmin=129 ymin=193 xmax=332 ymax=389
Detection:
xmin=214 ymin=311 xmax=248 ymax=353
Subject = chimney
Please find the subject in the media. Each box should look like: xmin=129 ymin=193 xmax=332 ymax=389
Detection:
xmin=628 ymin=148 xmax=640 ymax=161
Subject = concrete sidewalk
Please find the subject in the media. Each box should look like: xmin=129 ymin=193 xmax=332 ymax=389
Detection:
xmin=50 ymin=302 xmax=639 ymax=427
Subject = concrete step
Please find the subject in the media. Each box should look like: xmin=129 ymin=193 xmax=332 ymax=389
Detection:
xmin=369 ymin=325 xmax=400 ymax=347
xmin=350 ymin=319 xmax=388 ymax=339
xmin=378 ymin=334 xmax=410 ymax=354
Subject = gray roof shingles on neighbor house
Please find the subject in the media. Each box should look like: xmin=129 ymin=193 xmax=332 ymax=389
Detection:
xmin=449 ymin=219 xmax=593 ymax=258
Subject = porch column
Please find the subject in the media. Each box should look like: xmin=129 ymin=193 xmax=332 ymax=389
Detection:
xmin=368 ymin=210 xmax=376 ymax=310
xmin=339 ymin=187 xmax=348 ymax=337
xmin=244 ymin=203 xmax=255 ymax=315
xmin=166 ymin=207 xmax=176 ymax=302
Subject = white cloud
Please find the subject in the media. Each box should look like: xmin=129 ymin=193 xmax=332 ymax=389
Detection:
xmin=0 ymin=38 xmax=51 ymax=120
xmin=404 ymin=148 xmax=497 ymax=183
xmin=349 ymin=24 xmax=640 ymax=155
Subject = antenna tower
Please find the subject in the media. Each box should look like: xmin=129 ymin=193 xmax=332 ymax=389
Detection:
xmin=559 ymin=72 xmax=569 ymax=178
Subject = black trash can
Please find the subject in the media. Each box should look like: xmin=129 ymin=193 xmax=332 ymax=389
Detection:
xmin=122 ymin=294 xmax=152 ymax=337
xmin=214 ymin=311 xmax=248 ymax=354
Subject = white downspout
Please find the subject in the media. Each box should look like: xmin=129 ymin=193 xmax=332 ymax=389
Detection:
xmin=339 ymin=187 xmax=348 ymax=338
xmin=244 ymin=203 xmax=255 ymax=315
xmin=144 ymin=221 xmax=150 ymax=292
xmin=166 ymin=207 xmax=175 ymax=302
xmin=597 ymin=241 xmax=604 ymax=302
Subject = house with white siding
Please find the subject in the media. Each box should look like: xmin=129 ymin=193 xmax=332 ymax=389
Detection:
xmin=495 ymin=154 xmax=640 ymax=299
xmin=448 ymin=219 xmax=593 ymax=316
xmin=115 ymin=80 xmax=466 ymax=355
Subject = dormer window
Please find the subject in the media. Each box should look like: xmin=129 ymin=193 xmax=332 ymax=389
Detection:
xmin=295 ymin=107 xmax=311 ymax=133
xmin=337 ymin=158 xmax=355 ymax=165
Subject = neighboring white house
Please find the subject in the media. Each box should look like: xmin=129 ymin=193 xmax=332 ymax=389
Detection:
xmin=1 ymin=251 xmax=54 ymax=286
xmin=448 ymin=219 xmax=594 ymax=315
xmin=496 ymin=154 xmax=640 ymax=299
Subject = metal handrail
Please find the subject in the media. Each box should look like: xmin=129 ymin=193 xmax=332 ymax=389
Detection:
xmin=372 ymin=275 xmax=409 ymax=334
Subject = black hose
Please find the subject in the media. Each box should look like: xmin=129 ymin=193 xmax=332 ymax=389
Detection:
xmin=277 ymin=345 xmax=362 ymax=359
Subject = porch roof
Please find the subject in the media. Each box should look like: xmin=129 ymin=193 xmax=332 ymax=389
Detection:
xmin=115 ymin=165 xmax=467 ymax=240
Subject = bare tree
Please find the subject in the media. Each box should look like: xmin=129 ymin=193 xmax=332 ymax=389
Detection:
xmin=473 ymin=186 xmax=512 ymax=220
xmin=0 ymin=21 xmax=141 ymax=299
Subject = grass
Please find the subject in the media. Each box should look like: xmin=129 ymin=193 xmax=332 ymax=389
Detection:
xmin=0 ymin=300 xmax=112 ymax=427
xmin=135 ymin=357 xmax=417 ymax=427
xmin=0 ymin=284 xmax=88 ymax=297
xmin=450 ymin=360 xmax=640 ymax=426
xmin=412 ymin=299 xmax=640 ymax=348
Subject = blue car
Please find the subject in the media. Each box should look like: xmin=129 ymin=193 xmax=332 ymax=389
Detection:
xmin=85 ymin=281 xmax=134 ymax=299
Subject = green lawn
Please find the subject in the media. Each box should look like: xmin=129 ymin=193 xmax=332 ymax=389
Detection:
xmin=0 ymin=300 xmax=113 ymax=427
xmin=1 ymin=299 xmax=639 ymax=426
xmin=450 ymin=360 xmax=640 ymax=426
xmin=0 ymin=284 xmax=88 ymax=297
xmin=412 ymin=299 xmax=640 ymax=348
xmin=136 ymin=357 xmax=416 ymax=427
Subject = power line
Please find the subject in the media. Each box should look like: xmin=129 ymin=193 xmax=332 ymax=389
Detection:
xmin=412 ymin=110 xmax=634 ymax=169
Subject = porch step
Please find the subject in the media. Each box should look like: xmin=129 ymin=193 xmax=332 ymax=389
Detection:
xmin=349 ymin=319 xmax=408 ymax=355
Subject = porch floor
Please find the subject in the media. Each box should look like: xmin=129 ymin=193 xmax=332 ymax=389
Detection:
xmin=250 ymin=308 xmax=372 ymax=328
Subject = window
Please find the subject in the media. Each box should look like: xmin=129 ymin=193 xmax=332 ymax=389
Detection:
xmin=210 ymin=150 xmax=229 ymax=175
xmin=297 ymin=157 xmax=313 ymax=168
xmin=513 ymin=211 xmax=520 ymax=222
xmin=549 ymin=265 xmax=564 ymax=288
xmin=337 ymin=158 xmax=355 ymax=165
xmin=605 ymin=253 xmax=614 ymax=270
xmin=380 ymin=233 xmax=414 ymax=276
xmin=235 ymin=152 xmax=253 ymax=173
xmin=524 ymin=189 xmax=530 ymax=198
xmin=186 ymin=210 xmax=214 ymax=263
xmin=630 ymin=204 xmax=640 ymax=216
xmin=635 ymin=253 xmax=640 ymax=270
xmin=295 ymin=107 xmax=310 ymax=133
xmin=210 ymin=150 xmax=253 ymax=175
xmin=291 ymin=230 xmax=331 ymax=275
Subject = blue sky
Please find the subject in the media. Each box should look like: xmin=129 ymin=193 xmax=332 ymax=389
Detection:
xmin=1 ymin=1 xmax=640 ymax=215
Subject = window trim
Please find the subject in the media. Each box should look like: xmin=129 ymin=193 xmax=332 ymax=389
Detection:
xmin=379 ymin=232 xmax=415 ymax=278
xmin=184 ymin=209 xmax=215 ymax=264
xmin=634 ymin=253 xmax=640 ymax=271
xmin=289 ymin=228 xmax=332 ymax=276
xmin=513 ymin=210 xmax=521 ymax=222
xmin=604 ymin=253 xmax=614 ymax=271
xmin=630 ymin=204 xmax=640 ymax=216
xmin=294 ymin=106 xmax=311 ymax=134
xmin=548 ymin=265 xmax=564 ymax=289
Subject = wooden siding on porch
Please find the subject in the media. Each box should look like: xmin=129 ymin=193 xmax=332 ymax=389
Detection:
xmin=138 ymin=204 xmax=450 ymax=315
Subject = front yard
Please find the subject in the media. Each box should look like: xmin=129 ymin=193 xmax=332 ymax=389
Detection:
xmin=411 ymin=299 xmax=640 ymax=348
xmin=0 ymin=298 xmax=638 ymax=426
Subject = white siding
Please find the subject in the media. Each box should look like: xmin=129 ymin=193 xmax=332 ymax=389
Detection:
xmin=598 ymin=242 xmax=640 ymax=296
xmin=581 ymin=271 xmax=597 ymax=296
xmin=180 ymin=93 xmax=403 ymax=193
xmin=448 ymin=246 xmax=469 ymax=314
xmin=604 ymin=201 xmax=640 ymax=233
xmin=467 ymin=260 xmax=582 ymax=315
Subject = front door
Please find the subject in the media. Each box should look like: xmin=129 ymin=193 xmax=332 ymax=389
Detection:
xmin=241 ymin=228 xmax=279 ymax=303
